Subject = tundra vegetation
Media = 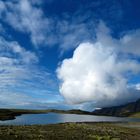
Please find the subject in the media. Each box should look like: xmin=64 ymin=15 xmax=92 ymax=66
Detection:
xmin=0 ymin=122 xmax=140 ymax=140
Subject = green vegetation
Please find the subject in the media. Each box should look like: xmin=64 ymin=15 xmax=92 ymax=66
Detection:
xmin=0 ymin=122 xmax=140 ymax=140
xmin=0 ymin=109 xmax=90 ymax=121
xmin=129 ymin=112 xmax=140 ymax=118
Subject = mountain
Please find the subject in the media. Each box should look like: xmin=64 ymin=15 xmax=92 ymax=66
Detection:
xmin=92 ymin=99 xmax=140 ymax=117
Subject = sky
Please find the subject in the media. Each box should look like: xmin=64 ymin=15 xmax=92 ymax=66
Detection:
xmin=0 ymin=0 xmax=140 ymax=110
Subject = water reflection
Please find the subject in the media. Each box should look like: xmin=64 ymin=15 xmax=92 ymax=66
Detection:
xmin=0 ymin=113 xmax=140 ymax=125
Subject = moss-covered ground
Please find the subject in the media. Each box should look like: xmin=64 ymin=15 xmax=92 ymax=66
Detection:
xmin=0 ymin=122 xmax=140 ymax=140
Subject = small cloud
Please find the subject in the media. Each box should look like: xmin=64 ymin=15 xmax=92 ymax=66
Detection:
xmin=136 ymin=84 xmax=140 ymax=90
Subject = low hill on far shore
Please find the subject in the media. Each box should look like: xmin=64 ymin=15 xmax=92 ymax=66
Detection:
xmin=92 ymin=99 xmax=140 ymax=117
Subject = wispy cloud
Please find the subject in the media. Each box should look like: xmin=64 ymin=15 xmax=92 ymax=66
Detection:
xmin=0 ymin=35 xmax=59 ymax=107
xmin=0 ymin=0 xmax=94 ymax=49
xmin=0 ymin=0 xmax=124 ymax=51
xmin=0 ymin=0 xmax=49 ymax=46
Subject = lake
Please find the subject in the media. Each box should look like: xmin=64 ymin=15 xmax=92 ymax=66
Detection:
xmin=0 ymin=113 xmax=140 ymax=125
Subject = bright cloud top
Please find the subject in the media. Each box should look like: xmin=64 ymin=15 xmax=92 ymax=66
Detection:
xmin=57 ymin=24 xmax=140 ymax=107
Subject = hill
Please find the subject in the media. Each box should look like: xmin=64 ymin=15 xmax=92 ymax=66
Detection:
xmin=92 ymin=99 xmax=140 ymax=117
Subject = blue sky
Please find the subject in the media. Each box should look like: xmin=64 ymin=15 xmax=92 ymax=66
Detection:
xmin=0 ymin=0 xmax=140 ymax=110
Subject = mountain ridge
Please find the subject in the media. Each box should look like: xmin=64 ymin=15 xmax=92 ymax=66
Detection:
xmin=92 ymin=99 xmax=140 ymax=117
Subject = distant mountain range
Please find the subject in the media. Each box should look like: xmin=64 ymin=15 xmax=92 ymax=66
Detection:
xmin=92 ymin=99 xmax=140 ymax=117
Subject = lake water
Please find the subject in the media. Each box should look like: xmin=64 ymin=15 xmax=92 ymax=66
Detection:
xmin=0 ymin=113 xmax=140 ymax=125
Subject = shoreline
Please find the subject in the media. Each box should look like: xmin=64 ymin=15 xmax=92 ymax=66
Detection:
xmin=0 ymin=108 xmax=91 ymax=121
xmin=1 ymin=108 xmax=140 ymax=121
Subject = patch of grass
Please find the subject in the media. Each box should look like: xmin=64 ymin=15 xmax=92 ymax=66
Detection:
xmin=129 ymin=112 xmax=140 ymax=118
xmin=0 ymin=122 xmax=139 ymax=140
xmin=88 ymin=135 xmax=112 ymax=140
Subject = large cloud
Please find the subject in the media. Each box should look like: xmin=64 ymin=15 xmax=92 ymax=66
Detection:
xmin=57 ymin=23 xmax=140 ymax=107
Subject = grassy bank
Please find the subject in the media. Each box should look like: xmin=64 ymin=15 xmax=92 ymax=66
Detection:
xmin=129 ymin=112 xmax=140 ymax=118
xmin=0 ymin=122 xmax=140 ymax=140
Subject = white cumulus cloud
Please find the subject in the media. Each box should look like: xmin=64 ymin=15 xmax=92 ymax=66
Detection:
xmin=57 ymin=23 xmax=140 ymax=107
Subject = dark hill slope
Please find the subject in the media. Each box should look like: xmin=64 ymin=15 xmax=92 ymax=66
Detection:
xmin=92 ymin=99 xmax=140 ymax=117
